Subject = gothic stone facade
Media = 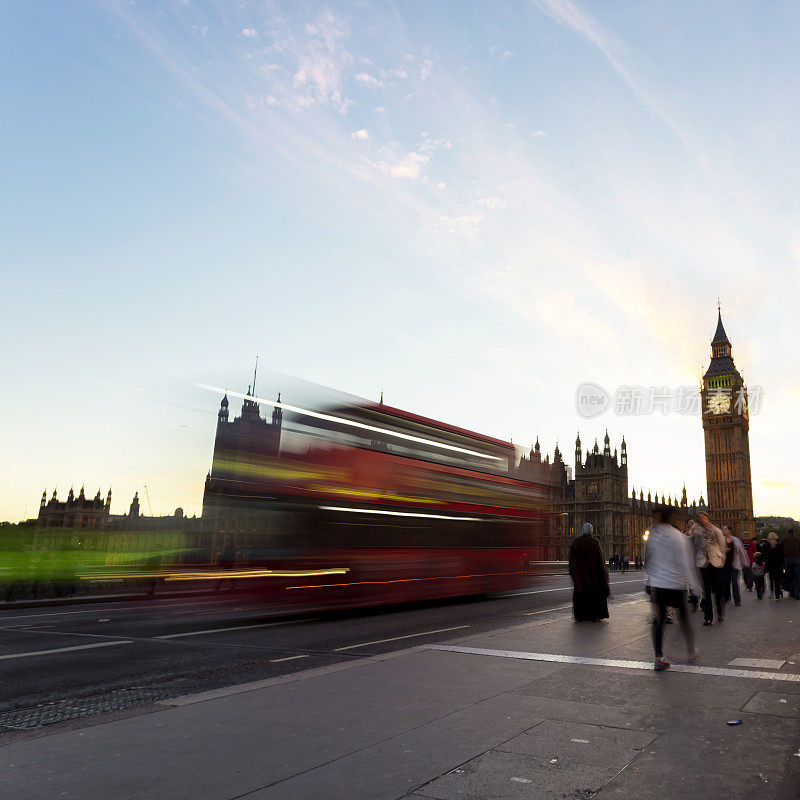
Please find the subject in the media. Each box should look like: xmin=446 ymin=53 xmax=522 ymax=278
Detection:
xmin=558 ymin=431 xmax=702 ymax=561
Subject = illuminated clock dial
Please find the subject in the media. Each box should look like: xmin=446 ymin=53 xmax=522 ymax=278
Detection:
xmin=708 ymin=392 xmax=731 ymax=415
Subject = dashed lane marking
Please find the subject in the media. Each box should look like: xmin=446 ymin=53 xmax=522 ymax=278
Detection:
xmin=427 ymin=645 xmax=800 ymax=682
xmin=334 ymin=625 xmax=470 ymax=652
xmin=270 ymin=654 xmax=310 ymax=663
xmin=513 ymin=579 xmax=643 ymax=596
xmin=0 ymin=641 xmax=133 ymax=660
xmin=523 ymin=604 xmax=572 ymax=616
xmin=155 ymin=619 xmax=312 ymax=639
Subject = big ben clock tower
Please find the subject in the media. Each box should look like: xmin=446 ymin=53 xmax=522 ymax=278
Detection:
xmin=701 ymin=307 xmax=755 ymax=536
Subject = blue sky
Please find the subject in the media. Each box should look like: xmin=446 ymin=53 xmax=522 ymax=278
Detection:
xmin=2 ymin=0 xmax=798 ymax=521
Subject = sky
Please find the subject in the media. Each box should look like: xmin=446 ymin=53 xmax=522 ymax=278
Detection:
xmin=1 ymin=0 xmax=799 ymax=521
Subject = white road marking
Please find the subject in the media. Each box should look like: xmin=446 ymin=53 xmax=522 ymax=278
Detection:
xmin=0 ymin=600 xmax=215 ymax=623
xmin=570 ymin=738 xmax=590 ymax=743
xmin=511 ymin=777 xmax=532 ymax=783
xmin=270 ymin=654 xmax=310 ymax=663
xmin=155 ymin=619 xmax=309 ymax=639
xmin=514 ymin=578 xmax=642 ymax=597
xmin=0 ymin=641 xmax=132 ymax=661
xmin=524 ymin=604 xmax=572 ymax=616
xmin=428 ymin=645 xmax=800 ymax=682
xmin=728 ymin=658 xmax=785 ymax=669
xmin=334 ymin=625 xmax=470 ymax=652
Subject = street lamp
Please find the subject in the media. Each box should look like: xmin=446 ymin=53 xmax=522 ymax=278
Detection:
xmin=642 ymin=529 xmax=650 ymax=542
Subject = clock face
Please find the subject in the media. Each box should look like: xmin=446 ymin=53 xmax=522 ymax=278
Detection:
xmin=708 ymin=392 xmax=731 ymax=415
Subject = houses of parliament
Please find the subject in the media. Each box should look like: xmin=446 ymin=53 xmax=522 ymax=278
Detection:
xmin=32 ymin=308 xmax=755 ymax=560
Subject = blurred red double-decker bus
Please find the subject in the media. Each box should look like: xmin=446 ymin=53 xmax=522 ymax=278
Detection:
xmin=202 ymin=394 xmax=564 ymax=611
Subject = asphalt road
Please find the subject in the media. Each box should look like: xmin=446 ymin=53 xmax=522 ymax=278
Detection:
xmin=0 ymin=572 xmax=645 ymax=735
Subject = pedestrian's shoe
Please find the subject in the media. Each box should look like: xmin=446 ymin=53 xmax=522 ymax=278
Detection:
xmin=717 ymin=616 xmax=724 ymax=623
xmin=703 ymin=620 xmax=712 ymax=626
xmin=687 ymin=650 xmax=700 ymax=663
xmin=654 ymin=658 xmax=670 ymax=671
xmin=734 ymin=602 xmax=741 ymax=606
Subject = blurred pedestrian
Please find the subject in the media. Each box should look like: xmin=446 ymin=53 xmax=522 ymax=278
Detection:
xmin=682 ymin=516 xmax=701 ymax=612
xmin=765 ymin=531 xmax=784 ymax=600
xmin=783 ymin=528 xmax=800 ymax=600
xmin=622 ymin=555 xmax=629 ymax=573
xmin=751 ymin=553 xmax=767 ymax=599
xmin=569 ymin=523 xmax=610 ymax=622
xmin=743 ymin=533 xmax=756 ymax=592
xmin=694 ymin=511 xmax=726 ymax=626
xmin=646 ymin=505 xmax=701 ymax=670
xmin=721 ymin=526 xmax=748 ymax=606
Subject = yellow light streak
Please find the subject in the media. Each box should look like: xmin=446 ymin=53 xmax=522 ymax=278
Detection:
xmin=285 ymin=571 xmax=525 ymax=590
xmin=81 ymin=568 xmax=350 ymax=581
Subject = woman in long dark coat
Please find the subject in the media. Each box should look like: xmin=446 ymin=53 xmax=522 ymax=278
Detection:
xmin=569 ymin=523 xmax=610 ymax=621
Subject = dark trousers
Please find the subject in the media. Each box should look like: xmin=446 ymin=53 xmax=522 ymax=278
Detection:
xmin=722 ymin=566 xmax=741 ymax=604
xmin=754 ymin=574 xmax=765 ymax=599
xmin=742 ymin=566 xmax=753 ymax=591
xmin=768 ymin=567 xmax=783 ymax=598
xmin=786 ymin=558 xmax=800 ymax=599
xmin=651 ymin=587 xmax=694 ymax=658
xmin=700 ymin=565 xmax=724 ymax=621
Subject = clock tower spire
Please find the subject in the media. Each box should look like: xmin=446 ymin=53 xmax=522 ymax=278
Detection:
xmin=700 ymin=306 xmax=754 ymax=536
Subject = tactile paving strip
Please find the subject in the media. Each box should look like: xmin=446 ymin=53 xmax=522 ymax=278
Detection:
xmin=0 ymin=686 xmax=181 ymax=731
xmin=428 ymin=645 xmax=800 ymax=682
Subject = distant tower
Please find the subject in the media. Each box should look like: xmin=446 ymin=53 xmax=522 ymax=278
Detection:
xmin=272 ymin=393 xmax=282 ymax=428
xmin=620 ymin=436 xmax=627 ymax=467
xmin=105 ymin=488 xmax=112 ymax=510
xmin=575 ymin=433 xmax=582 ymax=467
xmin=129 ymin=491 xmax=140 ymax=519
xmin=218 ymin=393 xmax=229 ymax=425
xmin=603 ymin=430 xmax=611 ymax=457
xmin=700 ymin=307 xmax=755 ymax=536
xmin=40 ymin=489 xmax=47 ymax=510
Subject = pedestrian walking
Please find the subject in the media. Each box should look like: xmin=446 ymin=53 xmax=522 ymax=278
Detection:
xmin=752 ymin=553 xmax=767 ymax=599
xmin=568 ymin=523 xmax=610 ymax=622
xmin=721 ymin=526 xmax=748 ymax=606
xmin=782 ymin=528 xmax=800 ymax=600
xmin=682 ymin=516 xmax=701 ymax=612
xmin=743 ymin=534 xmax=756 ymax=592
xmin=645 ymin=505 xmax=701 ymax=670
xmin=765 ymin=531 xmax=784 ymax=599
xmin=694 ymin=511 xmax=726 ymax=625
xmin=622 ymin=555 xmax=629 ymax=573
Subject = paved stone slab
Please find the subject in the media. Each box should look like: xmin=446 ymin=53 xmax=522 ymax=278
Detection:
xmin=743 ymin=690 xmax=800 ymax=718
xmin=415 ymin=750 xmax=618 ymax=799
xmin=495 ymin=719 xmax=656 ymax=770
xmin=729 ymin=658 xmax=785 ymax=669
xmin=246 ymin=695 xmax=548 ymax=800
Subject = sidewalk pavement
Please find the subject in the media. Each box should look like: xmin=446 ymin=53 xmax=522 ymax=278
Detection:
xmin=2 ymin=592 xmax=799 ymax=800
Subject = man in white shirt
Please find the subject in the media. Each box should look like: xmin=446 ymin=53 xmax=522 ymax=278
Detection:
xmin=646 ymin=505 xmax=702 ymax=671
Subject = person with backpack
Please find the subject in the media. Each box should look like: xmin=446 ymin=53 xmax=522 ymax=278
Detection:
xmin=721 ymin=525 xmax=748 ymax=606
xmin=694 ymin=511 xmax=726 ymax=625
